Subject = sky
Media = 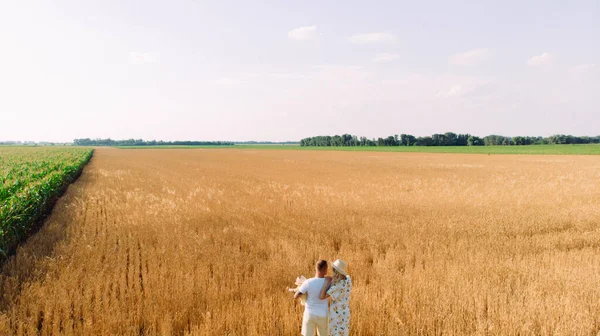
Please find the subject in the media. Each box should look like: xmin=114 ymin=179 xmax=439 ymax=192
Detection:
xmin=0 ymin=0 xmax=598 ymax=142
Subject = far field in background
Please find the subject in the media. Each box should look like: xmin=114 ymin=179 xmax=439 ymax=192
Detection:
xmin=115 ymin=144 xmax=600 ymax=155
xmin=2 ymin=148 xmax=599 ymax=334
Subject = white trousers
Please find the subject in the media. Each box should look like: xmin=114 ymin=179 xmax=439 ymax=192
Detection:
xmin=301 ymin=314 xmax=328 ymax=336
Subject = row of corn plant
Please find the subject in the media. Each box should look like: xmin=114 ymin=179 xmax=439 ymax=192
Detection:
xmin=0 ymin=147 xmax=93 ymax=259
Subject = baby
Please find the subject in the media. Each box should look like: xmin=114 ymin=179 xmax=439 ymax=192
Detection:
xmin=287 ymin=275 xmax=307 ymax=305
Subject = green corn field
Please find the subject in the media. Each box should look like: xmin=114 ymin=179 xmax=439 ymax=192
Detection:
xmin=0 ymin=147 xmax=93 ymax=258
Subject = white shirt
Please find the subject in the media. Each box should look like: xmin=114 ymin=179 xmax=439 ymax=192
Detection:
xmin=298 ymin=277 xmax=328 ymax=317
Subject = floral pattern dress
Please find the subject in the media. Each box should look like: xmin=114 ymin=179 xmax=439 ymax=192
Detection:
xmin=327 ymin=276 xmax=352 ymax=336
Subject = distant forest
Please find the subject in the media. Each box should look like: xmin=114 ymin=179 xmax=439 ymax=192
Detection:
xmin=300 ymin=133 xmax=600 ymax=147
xmin=234 ymin=141 xmax=299 ymax=145
xmin=73 ymin=138 xmax=234 ymax=146
xmin=72 ymin=139 xmax=299 ymax=146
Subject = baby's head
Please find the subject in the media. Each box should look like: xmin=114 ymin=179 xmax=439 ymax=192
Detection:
xmin=294 ymin=276 xmax=306 ymax=287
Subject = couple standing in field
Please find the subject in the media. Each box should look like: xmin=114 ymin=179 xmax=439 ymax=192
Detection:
xmin=293 ymin=259 xmax=352 ymax=336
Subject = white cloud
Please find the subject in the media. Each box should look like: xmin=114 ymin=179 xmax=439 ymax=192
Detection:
xmin=436 ymin=85 xmax=465 ymax=98
xmin=434 ymin=78 xmax=497 ymax=100
xmin=373 ymin=53 xmax=400 ymax=63
xmin=288 ymin=26 xmax=317 ymax=40
xmin=129 ymin=52 xmax=156 ymax=64
xmin=569 ymin=63 xmax=596 ymax=74
xmin=215 ymin=77 xmax=246 ymax=86
xmin=450 ymin=48 xmax=491 ymax=65
xmin=348 ymin=33 xmax=397 ymax=44
xmin=527 ymin=52 xmax=553 ymax=67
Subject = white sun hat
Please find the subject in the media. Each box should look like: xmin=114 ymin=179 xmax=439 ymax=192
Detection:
xmin=331 ymin=259 xmax=349 ymax=276
xmin=295 ymin=275 xmax=307 ymax=286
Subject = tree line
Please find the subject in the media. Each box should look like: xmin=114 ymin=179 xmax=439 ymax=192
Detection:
xmin=300 ymin=133 xmax=600 ymax=147
xmin=73 ymin=138 xmax=234 ymax=146
xmin=233 ymin=141 xmax=299 ymax=145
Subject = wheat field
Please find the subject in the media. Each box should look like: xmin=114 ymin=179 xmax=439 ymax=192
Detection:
xmin=1 ymin=148 xmax=599 ymax=335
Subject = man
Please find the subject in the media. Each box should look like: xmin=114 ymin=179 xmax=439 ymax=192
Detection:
xmin=295 ymin=260 xmax=329 ymax=336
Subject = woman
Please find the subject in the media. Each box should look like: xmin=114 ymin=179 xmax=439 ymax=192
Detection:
xmin=320 ymin=259 xmax=352 ymax=336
